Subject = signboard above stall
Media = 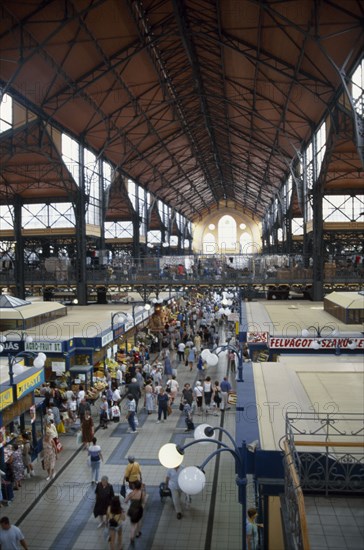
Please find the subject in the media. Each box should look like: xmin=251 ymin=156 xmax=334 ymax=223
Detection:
xmin=25 ymin=341 xmax=64 ymax=353
xmin=0 ymin=385 xmax=14 ymax=412
xmin=269 ymin=336 xmax=364 ymax=350
xmin=15 ymin=368 xmax=45 ymax=399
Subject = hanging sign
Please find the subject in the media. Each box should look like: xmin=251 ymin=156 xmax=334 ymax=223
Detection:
xmin=269 ymin=337 xmax=364 ymax=349
xmin=16 ymin=369 xmax=45 ymax=399
xmin=25 ymin=341 xmax=63 ymax=353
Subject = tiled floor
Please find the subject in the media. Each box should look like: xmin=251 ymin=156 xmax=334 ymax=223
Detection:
xmin=6 ymin=338 xmax=249 ymax=549
xmin=306 ymin=496 xmax=364 ymax=550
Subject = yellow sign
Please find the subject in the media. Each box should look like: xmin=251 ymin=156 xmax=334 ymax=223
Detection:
xmin=0 ymin=387 xmax=14 ymax=411
xmin=16 ymin=369 xmax=45 ymax=399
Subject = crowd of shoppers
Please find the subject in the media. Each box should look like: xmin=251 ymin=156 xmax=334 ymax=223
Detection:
xmin=0 ymin=291 xmax=239 ymax=548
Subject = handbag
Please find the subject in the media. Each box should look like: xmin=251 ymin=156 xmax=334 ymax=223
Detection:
xmin=179 ymin=402 xmax=184 ymax=412
xmin=109 ymin=517 xmax=118 ymax=528
xmin=120 ymin=483 xmax=126 ymax=498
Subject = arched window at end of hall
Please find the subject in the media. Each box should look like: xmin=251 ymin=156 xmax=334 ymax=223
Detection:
xmin=218 ymin=215 xmax=237 ymax=251
xmin=240 ymin=231 xmax=257 ymax=254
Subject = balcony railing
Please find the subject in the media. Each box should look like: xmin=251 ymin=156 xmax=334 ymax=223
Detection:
xmin=283 ymin=439 xmax=311 ymax=550
xmin=282 ymin=412 xmax=364 ymax=550
xmin=0 ymin=261 xmax=362 ymax=290
xmin=285 ymin=412 xmax=364 ymax=495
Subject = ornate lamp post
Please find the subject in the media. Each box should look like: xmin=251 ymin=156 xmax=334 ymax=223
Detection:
xmin=0 ymin=335 xmax=46 ymax=385
xmin=158 ymin=424 xmax=249 ymax=550
xmin=111 ymin=311 xmax=130 ymax=331
xmin=132 ymin=303 xmax=151 ymax=345
xmin=7 ymin=351 xmax=47 ymax=385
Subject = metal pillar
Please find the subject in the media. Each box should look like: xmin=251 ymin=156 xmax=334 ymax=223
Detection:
xmin=311 ymin=183 xmax=324 ymax=300
xmin=132 ymin=210 xmax=140 ymax=260
xmin=13 ymin=195 xmax=25 ymax=300
xmin=75 ymin=157 xmax=88 ymax=305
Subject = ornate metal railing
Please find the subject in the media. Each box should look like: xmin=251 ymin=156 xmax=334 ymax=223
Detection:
xmin=283 ymin=439 xmax=310 ymax=550
xmin=285 ymin=412 xmax=364 ymax=495
xmin=0 ymin=264 xmax=362 ymax=289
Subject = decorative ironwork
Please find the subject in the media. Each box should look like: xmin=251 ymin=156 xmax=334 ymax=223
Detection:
xmin=285 ymin=412 xmax=364 ymax=495
xmin=283 ymin=440 xmax=310 ymax=550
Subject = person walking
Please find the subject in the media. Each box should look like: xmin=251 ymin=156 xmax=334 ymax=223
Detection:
xmin=181 ymin=383 xmax=194 ymax=406
xmin=81 ymin=410 xmax=94 ymax=450
xmin=106 ymin=496 xmax=125 ymax=550
xmin=88 ymin=437 xmax=103 ymax=484
xmin=93 ymin=476 xmax=114 ymax=529
xmin=165 ymin=465 xmax=190 ymax=519
xmin=220 ymin=376 xmax=232 ymax=411
xmin=125 ymin=480 xmax=145 ymax=546
xmin=42 ymin=432 xmax=57 ymax=481
xmin=193 ymin=381 xmax=203 ymax=415
xmin=156 ymin=387 xmax=169 ymax=423
xmin=78 ymin=397 xmax=91 ymax=423
xmin=166 ymin=375 xmax=179 ymax=404
xmin=127 ymin=378 xmax=142 ymax=413
xmin=9 ymin=445 xmax=24 ymax=490
xmin=126 ymin=394 xmax=137 ymax=433
xmin=212 ymin=380 xmax=222 ymax=414
xmin=144 ymin=379 xmax=155 ymax=414
xmin=99 ymin=396 xmax=109 ymax=429
xmin=187 ymin=346 xmax=196 ymax=371
xmin=182 ymin=400 xmax=194 ymax=432
xmin=0 ymin=516 xmax=29 ymax=550
xmin=196 ymin=355 xmax=204 ymax=380
xmin=177 ymin=341 xmax=185 ymax=362
xmin=203 ymin=376 xmax=213 ymax=413
xmin=123 ymin=456 xmax=142 ymax=490
xmin=21 ymin=434 xmax=35 ymax=478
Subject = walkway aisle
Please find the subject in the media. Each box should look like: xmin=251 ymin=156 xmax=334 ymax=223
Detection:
xmin=10 ymin=339 xmax=247 ymax=549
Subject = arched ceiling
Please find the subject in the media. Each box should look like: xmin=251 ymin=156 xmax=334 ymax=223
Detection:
xmin=0 ymin=0 xmax=363 ymax=221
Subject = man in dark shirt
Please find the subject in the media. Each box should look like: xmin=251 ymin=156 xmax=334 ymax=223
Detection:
xmin=78 ymin=398 xmax=91 ymax=422
xmin=127 ymin=378 xmax=142 ymax=412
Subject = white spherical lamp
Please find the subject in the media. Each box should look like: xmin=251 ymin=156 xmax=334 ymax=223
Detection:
xmin=200 ymin=349 xmax=211 ymax=361
xmin=0 ymin=344 xmax=3 ymax=353
xmin=0 ymin=335 xmax=7 ymax=343
xmin=194 ymin=423 xmax=215 ymax=442
xmin=178 ymin=466 xmax=206 ymax=495
xmin=206 ymin=353 xmax=218 ymax=367
xmin=33 ymin=356 xmax=44 ymax=369
xmin=311 ymin=340 xmax=321 ymax=350
xmin=158 ymin=443 xmax=184 ymax=468
xmin=24 ymin=335 xmax=33 ymax=344
xmin=301 ymin=329 xmax=310 ymax=337
xmin=37 ymin=352 xmax=47 ymax=362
